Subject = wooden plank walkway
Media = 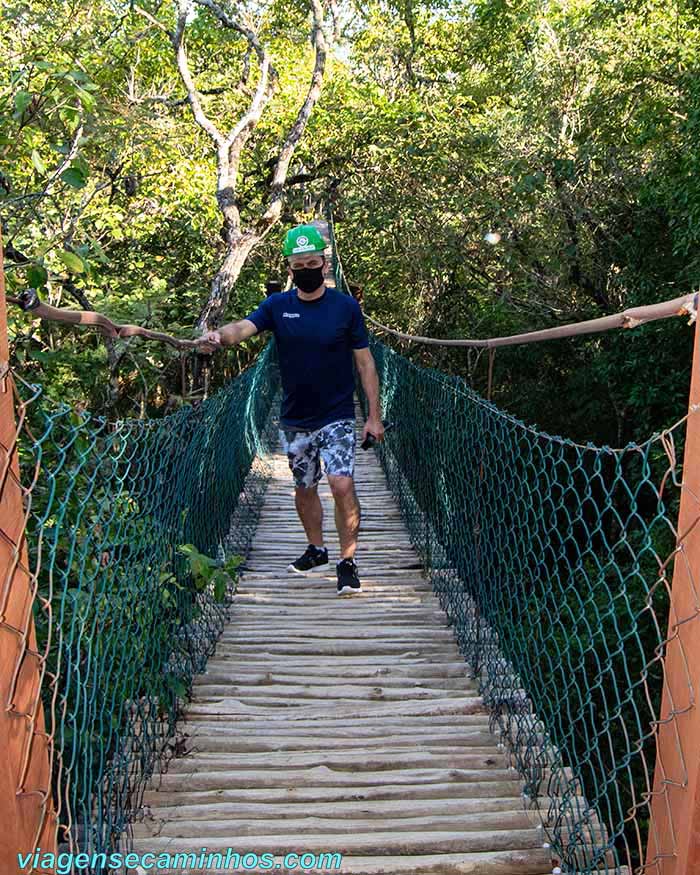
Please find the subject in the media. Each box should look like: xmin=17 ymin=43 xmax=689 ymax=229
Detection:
xmin=133 ymin=418 xmax=552 ymax=874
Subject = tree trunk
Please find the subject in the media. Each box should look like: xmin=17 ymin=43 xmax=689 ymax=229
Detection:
xmin=197 ymin=232 xmax=260 ymax=331
xmin=167 ymin=0 xmax=327 ymax=335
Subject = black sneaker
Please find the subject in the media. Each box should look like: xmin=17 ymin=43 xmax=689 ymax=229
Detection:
xmin=336 ymin=557 xmax=362 ymax=596
xmin=287 ymin=544 xmax=329 ymax=575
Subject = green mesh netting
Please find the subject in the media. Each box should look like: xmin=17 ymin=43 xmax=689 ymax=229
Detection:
xmin=19 ymin=340 xmax=280 ymax=862
xmin=330 ymin=216 xmax=682 ymax=873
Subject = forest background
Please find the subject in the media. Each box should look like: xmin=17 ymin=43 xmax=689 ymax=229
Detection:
xmin=2 ymin=0 xmax=699 ymax=446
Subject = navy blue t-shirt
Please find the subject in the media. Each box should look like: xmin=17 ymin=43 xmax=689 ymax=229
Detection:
xmin=245 ymin=286 xmax=370 ymax=430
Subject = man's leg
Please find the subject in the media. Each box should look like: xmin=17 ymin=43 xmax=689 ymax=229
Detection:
xmin=327 ymin=475 xmax=361 ymax=560
xmin=280 ymin=426 xmax=328 ymax=574
xmin=319 ymin=420 xmax=361 ymax=594
xmin=294 ymin=483 xmax=324 ymax=547
xmin=318 ymin=419 xmax=361 ymax=560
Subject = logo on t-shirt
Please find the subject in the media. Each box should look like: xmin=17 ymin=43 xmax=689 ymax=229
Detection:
xmin=282 ymin=312 xmax=300 ymax=318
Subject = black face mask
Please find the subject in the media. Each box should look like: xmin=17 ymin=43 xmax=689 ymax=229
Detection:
xmin=292 ymin=264 xmax=325 ymax=293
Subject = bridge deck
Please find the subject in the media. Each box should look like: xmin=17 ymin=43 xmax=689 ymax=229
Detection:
xmin=133 ymin=421 xmax=552 ymax=874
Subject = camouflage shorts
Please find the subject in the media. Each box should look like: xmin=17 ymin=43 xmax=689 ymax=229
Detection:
xmin=279 ymin=419 xmax=356 ymax=488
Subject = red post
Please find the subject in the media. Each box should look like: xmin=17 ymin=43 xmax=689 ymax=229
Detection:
xmin=0 ymin=232 xmax=58 ymax=871
xmin=646 ymin=306 xmax=700 ymax=873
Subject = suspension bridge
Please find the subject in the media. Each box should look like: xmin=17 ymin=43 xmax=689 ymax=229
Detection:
xmin=1 ymin=219 xmax=699 ymax=875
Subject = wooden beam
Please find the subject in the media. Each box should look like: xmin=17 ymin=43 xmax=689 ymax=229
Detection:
xmin=646 ymin=305 xmax=700 ymax=873
xmin=0 ymin=231 xmax=57 ymax=872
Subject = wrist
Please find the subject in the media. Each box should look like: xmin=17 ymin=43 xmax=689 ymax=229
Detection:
xmin=219 ymin=325 xmax=235 ymax=347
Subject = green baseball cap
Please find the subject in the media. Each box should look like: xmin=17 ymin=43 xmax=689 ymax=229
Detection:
xmin=282 ymin=224 xmax=326 ymax=256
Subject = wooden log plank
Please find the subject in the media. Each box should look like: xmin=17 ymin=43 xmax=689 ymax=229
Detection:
xmin=132 ymin=850 xmax=552 ymax=875
xmin=135 ymin=810 xmax=534 ymax=839
xmin=163 ymin=750 xmax=513 ymax=773
xmin=154 ymin=765 xmax=520 ymax=792
xmin=142 ymin=779 xmax=529 ymax=807
xmin=182 ymin=696 xmax=485 ymax=720
xmin=190 ymin=683 xmax=473 ymax=701
xmin=140 ymin=795 xmax=530 ymax=822
xmin=127 ymin=828 xmax=544 ymax=855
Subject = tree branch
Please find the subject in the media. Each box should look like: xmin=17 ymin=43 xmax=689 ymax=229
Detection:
xmin=132 ymin=3 xmax=173 ymax=37
xmin=259 ymin=0 xmax=327 ymax=229
xmin=141 ymin=86 xmax=229 ymax=107
xmin=190 ymin=0 xmax=276 ymax=160
xmin=172 ymin=0 xmax=225 ymax=146
xmin=224 ymin=54 xmax=272 ymax=153
xmin=328 ymin=0 xmax=340 ymax=43
xmin=194 ymin=0 xmax=271 ymax=70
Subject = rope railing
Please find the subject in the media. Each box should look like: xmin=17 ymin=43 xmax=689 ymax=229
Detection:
xmin=329 ymin=209 xmax=700 ymax=875
xmin=363 ymin=296 xmax=698 ymax=346
xmin=1 ymin=242 xmax=282 ymax=869
xmin=7 ymin=288 xmax=198 ymax=350
xmin=326 ymin=211 xmax=697 ymax=346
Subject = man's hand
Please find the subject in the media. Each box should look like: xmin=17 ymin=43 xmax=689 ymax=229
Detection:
xmin=195 ymin=330 xmax=223 ymax=354
xmin=362 ymin=416 xmax=385 ymax=445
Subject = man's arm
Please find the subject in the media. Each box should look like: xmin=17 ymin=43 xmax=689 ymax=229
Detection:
xmin=353 ymin=347 xmax=384 ymax=443
xmin=195 ymin=319 xmax=258 ymax=352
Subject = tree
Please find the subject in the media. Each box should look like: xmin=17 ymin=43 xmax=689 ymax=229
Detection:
xmin=135 ymin=0 xmax=329 ymax=329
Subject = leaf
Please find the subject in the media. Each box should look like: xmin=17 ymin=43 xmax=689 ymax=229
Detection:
xmin=224 ymin=555 xmax=244 ymax=576
xmin=31 ymin=150 xmax=46 ymax=175
xmin=59 ymin=107 xmax=80 ymax=126
xmin=72 ymin=156 xmax=89 ymax=176
xmin=57 ymin=251 xmax=85 ymax=273
xmin=67 ymin=70 xmax=90 ymax=84
xmin=76 ymin=88 xmax=96 ymax=112
xmin=213 ymin=571 xmax=228 ymax=602
xmin=60 ymin=167 xmax=87 ymax=189
xmin=27 ymin=264 xmax=48 ymax=288
xmin=88 ymin=240 xmax=110 ymax=265
xmin=191 ymin=558 xmax=212 ymax=585
xmin=14 ymin=91 xmax=32 ymax=115
xmin=169 ymin=678 xmax=187 ymax=699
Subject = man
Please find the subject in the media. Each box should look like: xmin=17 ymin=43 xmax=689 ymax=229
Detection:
xmin=195 ymin=224 xmax=384 ymax=596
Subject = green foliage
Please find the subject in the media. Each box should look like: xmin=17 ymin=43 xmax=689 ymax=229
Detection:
xmin=2 ymin=0 xmax=697 ymax=437
xmin=178 ymin=544 xmax=244 ymax=603
xmin=331 ymin=0 xmax=698 ymax=445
